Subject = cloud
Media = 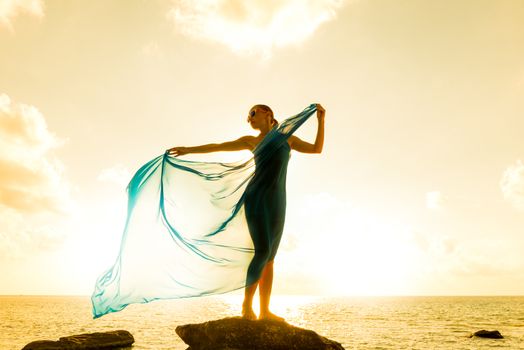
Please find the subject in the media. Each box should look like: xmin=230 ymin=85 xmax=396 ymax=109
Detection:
xmin=0 ymin=0 xmax=44 ymax=31
xmin=0 ymin=93 xmax=72 ymax=214
xmin=167 ymin=0 xmax=346 ymax=59
xmin=425 ymin=191 xmax=483 ymax=211
xmin=0 ymin=207 xmax=65 ymax=260
xmin=406 ymin=228 xmax=524 ymax=279
xmin=0 ymin=93 xmax=73 ymax=259
xmin=98 ymin=164 xmax=132 ymax=188
xmin=407 ymin=229 xmax=457 ymax=256
xmin=500 ymin=159 xmax=524 ymax=211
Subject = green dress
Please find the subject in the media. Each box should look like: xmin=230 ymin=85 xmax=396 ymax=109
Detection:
xmin=244 ymin=140 xmax=291 ymax=286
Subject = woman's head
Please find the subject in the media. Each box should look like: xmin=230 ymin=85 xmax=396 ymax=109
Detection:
xmin=247 ymin=104 xmax=278 ymax=130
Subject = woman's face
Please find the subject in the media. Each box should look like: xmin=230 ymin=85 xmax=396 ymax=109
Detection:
xmin=247 ymin=107 xmax=270 ymax=130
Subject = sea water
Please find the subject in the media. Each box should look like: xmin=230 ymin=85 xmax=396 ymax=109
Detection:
xmin=1 ymin=296 xmax=523 ymax=349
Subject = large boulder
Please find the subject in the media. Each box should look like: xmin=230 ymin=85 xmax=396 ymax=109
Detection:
xmin=175 ymin=316 xmax=345 ymax=350
xmin=469 ymin=330 xmax=504 ymax=339
xmin=22 ymin=330 xmax=134 ymax=350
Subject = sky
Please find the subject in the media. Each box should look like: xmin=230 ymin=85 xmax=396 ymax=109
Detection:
xmin=0 ymin=0 xmax=523 ymax=296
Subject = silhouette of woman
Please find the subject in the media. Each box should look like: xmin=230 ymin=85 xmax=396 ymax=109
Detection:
xmin=167 ymin=103 xmax=325 ymax=321
xmin=91 ymin=103 xmax=324 ymax=319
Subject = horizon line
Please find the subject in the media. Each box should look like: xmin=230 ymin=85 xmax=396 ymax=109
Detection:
xmin=1 ymin=293 xmax=523 ymax=297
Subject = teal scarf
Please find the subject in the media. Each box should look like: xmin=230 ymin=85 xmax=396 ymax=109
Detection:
xmin=91 ymin=103 xmax=318 ymax=318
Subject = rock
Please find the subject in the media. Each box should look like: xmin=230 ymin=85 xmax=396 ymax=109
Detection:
xmin=22 ymin=330 xmax=134 ymax=350
xmin=469 ymin=330 xmax=504 ymax=339
xmin=175 ymin=316 xmax=345 ymax=350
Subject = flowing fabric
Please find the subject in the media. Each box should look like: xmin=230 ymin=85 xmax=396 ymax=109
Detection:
xmin=91 ymin=103 xmax=318 ymax=318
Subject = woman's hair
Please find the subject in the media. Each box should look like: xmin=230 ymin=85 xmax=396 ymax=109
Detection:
xmin=253 ymin=104 xmax=279 ymax=127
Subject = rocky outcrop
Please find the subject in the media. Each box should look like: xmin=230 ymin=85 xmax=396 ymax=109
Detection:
xmin=469 ymin=330 xmax=504 ymax=339
xmin=22 ymin=330 xmax=134 ymax=350
xmin=175 ymin=316 xmax=345 ymax=350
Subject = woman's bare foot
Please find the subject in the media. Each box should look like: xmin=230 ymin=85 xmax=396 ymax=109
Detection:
xmin=242 ymin=305 xmax=257 ymax=320
xmin=258 ymin=311 xmax=285 ymax=322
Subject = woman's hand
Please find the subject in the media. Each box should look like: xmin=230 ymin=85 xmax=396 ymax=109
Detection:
xmin=315 ymin=103 xmax=326 ymax=120
xmin=166 ymin=146 xmax=189 ymax=157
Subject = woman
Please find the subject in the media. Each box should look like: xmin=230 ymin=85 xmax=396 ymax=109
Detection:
xmin=91 ymin=103 xmax=324 ymax=319
xmin=167 ymin=103 xmax=325 ymax=321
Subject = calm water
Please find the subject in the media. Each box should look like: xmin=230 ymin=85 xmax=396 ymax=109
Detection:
xmin=1 ymin=295 xmax=523 ymax=349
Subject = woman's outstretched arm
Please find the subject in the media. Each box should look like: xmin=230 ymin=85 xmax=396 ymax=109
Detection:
xmin=288 ymin=103 xmax=325 ymax=154
xmin=167 ymin=135 xmax=254 ymax=157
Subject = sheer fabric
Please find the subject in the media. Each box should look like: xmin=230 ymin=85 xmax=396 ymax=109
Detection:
xmin=91 ymin=103 xmax=318 ymax=318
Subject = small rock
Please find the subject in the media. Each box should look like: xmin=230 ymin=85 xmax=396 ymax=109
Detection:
xmin=22 ymin=330 xmax=134 ymax=350
xmin=175 ymin=316 xmax=345 ymax=350
xmin=469 ymin=330 xmax=504 ymax=339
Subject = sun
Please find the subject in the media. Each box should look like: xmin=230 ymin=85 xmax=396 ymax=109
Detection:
xmin=281 ymin=194 xmax=419 ymax=296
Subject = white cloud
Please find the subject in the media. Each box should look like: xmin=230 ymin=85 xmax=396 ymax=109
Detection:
xmin=0 ymin=0 xmax=44 ymax=31
xmin=405 ymin=228 xmax=523 ymax=278
xmin=0 ymin=93 xmax=72 ymax=214
xmin=407 ymin=229 xmax=456 ymax=256
xmin=98 ymin=164 xmax=132 ymax=188
xmin=425 ymin=191 xmax=482 ymax=211
xmin=398 ymin=226 xmax=524 ymax=295
xmin=500 ymin=159 xmax=524 ymax=211
xmin=0 ymin=93 xmax=73 ymax=259
xmin=167 ymin=0 xmax=346 ymax=59
xmin=0 ymin=207 xmax=65 ymax=260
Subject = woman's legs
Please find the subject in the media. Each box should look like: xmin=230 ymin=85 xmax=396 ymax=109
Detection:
xmin=258 ymin=260 xmax=273 ymax=313
xmin=241 ymin=260 xmax=284 ymax=321
xmin=241 ymin=245 xmax=268 ymax=320
xmin=241 ymin=234 xmax=269 ymax=320
xmin=242 ymin=194 xmax=285 ymax=320
xmin=258 ymin=260 xmax=284 ymax=321
xmin=242 ymin=281 xmax=258 ymax=320
xmin=242 ymin=196 xmax=269 ymax=319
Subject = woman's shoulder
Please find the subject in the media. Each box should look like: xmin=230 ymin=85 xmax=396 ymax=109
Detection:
xmin=287 ymin=135 xmax=297 ymax=146
xmin=245 ymin=135 xmax=293 ymax=151
xmin=241 ymin=135 xmax=258 ymax=151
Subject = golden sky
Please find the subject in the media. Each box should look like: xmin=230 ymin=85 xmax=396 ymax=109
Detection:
xmin=1 ymin=0 xmax=523 ymax=296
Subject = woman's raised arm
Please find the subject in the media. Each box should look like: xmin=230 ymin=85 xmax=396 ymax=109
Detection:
xmin=288 ymin=104 xmax=325 ymax=154
xmin=167 ymin=135 xmax=254 ymax=157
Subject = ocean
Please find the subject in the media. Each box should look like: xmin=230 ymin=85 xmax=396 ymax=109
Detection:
xmin=1 ymin=295 xmax=523 ymax=349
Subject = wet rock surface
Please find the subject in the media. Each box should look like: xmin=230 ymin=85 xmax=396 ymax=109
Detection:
xmin=175 ymin=316 xmax=345 ymax=350
xmin=22 ymin=330 xmax=134 ymax=350
xmin=469 ymin=330 xmax=504 ymax=339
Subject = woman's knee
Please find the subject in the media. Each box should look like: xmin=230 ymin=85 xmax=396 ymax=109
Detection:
xmin=254 ymin=248 xmax=271 ymax=263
